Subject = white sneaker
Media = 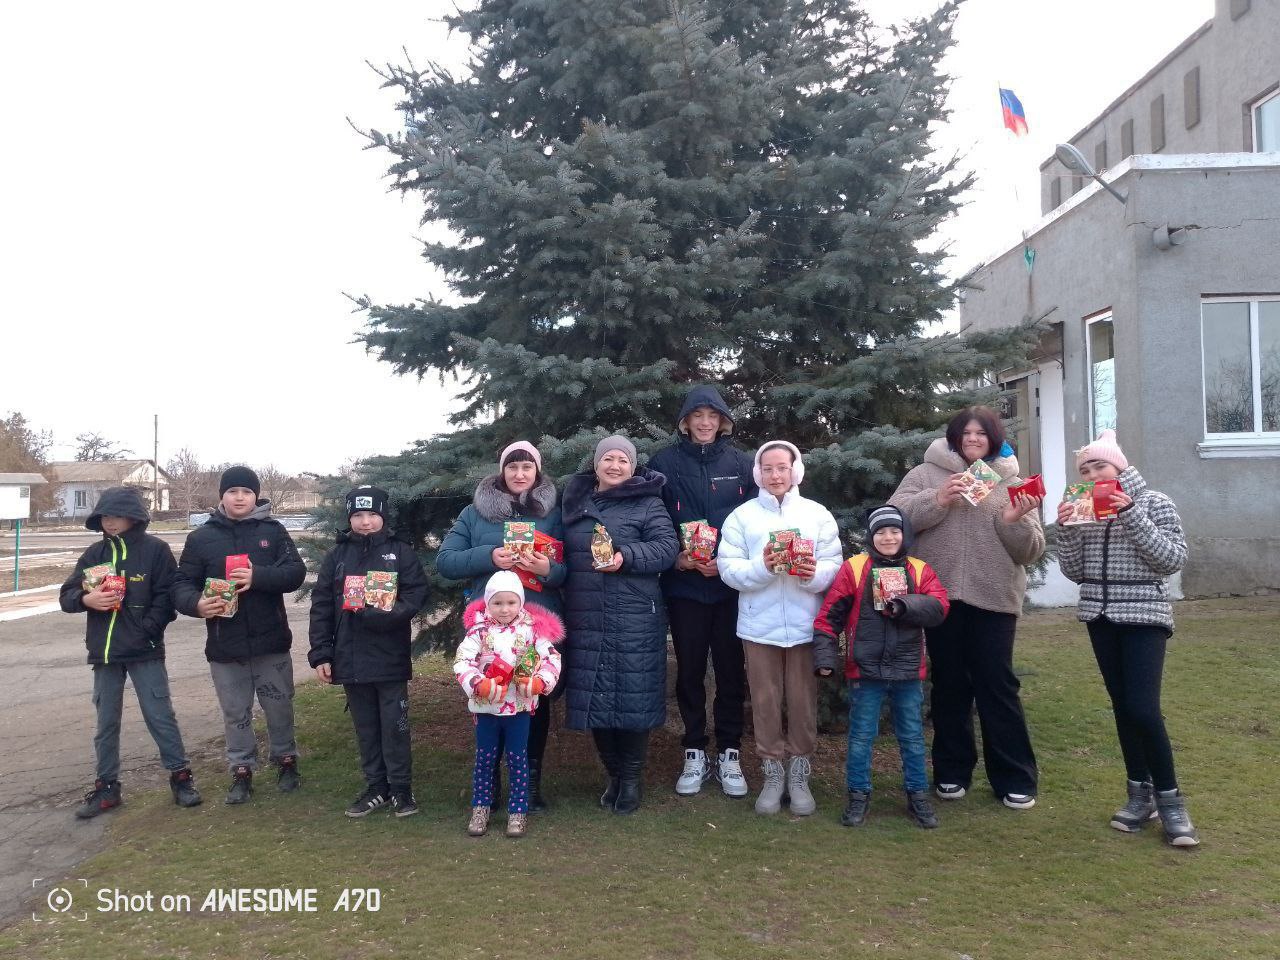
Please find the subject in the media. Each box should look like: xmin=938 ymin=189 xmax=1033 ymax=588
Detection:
xmin=1002 ymin=793 xmax=1036 ymax=810
xmin=675 ymin=749 xmax=711 ymax=796
xmin=716 ymin=749 xmax=749 ymax=798
xmin=935 ymin=783 xmax=967 ymax=800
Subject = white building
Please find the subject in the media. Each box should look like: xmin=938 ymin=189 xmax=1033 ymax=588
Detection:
xmin=49 ymin=460 xmax=172 ymax=520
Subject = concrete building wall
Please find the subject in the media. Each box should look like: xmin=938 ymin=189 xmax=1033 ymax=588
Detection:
xmin=1039 ymin=0 xmax=1280 ymax=212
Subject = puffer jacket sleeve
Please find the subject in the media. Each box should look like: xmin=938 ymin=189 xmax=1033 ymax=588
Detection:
xmin=249 ymin=524 xmax=306 ymax=594
xmin=716 ymin=506 xmax=773 ymax=592
xmin=533 ymin=635 xmax=562 ymax=694
xmin=364 ymin=543 xmax=430 ymax=632
xmin=994 ymin=509 xmax=1046 ymax=566
xmin=889 ymin=463 xmax=951 ymax=534
xmin=437 ymin=507 xmax=498 ymax=582
xmin=618 ymin=498 xmax=679 ymax=574
xmin=1119 ymin=494 xmax=1187 ymax=576
xmin=893 ymin=562 xmax=949 ymax=628
xmin=172 ymin=535 xmax=207 ymax=618
xmin=453 ymin=624 xmax=487 ymax=695
xmin=1055 ymin=525 xmax=1085 ymax=583
xmin=307 ymin=548 xmax=339 ymax=667
xmin=812 ymin=561 xmax=857 ymax=674
xmin=800 ymin=508 xmax=843 ymax=594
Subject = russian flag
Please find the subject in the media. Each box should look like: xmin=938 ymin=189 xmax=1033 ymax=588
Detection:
xmin=1000 ymin=88 xmax=1029 ymax=136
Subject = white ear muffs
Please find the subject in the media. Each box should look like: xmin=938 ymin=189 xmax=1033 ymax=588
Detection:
xmin=753 ymin=441 xmax=805 ymax=488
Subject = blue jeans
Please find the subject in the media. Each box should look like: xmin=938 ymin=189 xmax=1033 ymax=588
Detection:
xmin=845 ymin=679 xmax=927 ymax=793
xmin=92 ymin=660 xmax=189 ymax=781
xmin=472 ymin=713 xmax=531 ymax=813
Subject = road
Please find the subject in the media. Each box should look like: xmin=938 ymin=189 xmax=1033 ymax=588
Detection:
xmin=0 ymin=601 xmax=314 ymax=924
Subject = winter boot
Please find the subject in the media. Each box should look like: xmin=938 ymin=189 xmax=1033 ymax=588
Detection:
xmin=225 ymin=765 xmax=253 ymax=805
xmin=75 ymin=779 xmax=122 ymax=819
xmin=169 ymin=769 xmax=202 ymax=808
xmin=592 ymin=729 xmax=621 ymax=809
xmin=716 ymin=749 xmax=749 ymax=798
xmin=527 ymin=758 xmax=548 ymax=813
xmin=840 ymin=789 xmax=870 ymax=827
xmin=755 ymin=759 xmax=787 ymax=815
xmin=787 ymin=756 xmax=816 ymax=816
xmin=276 ymin=756 xmax=301 ymax=793
xmin=467 ymin=805 xmax=490 ymax=837
xmin=1110 ymin=780 xmax=1158 ymax=833
xmin=613 ymin=730 xmax=648 ymax=815
xmin=675 ymin=749 xmax=711 ymax=796
xmin=1155 ymin=788 xmax=1200 ymax=847
xmin=906 ymin=790 xmax=939 ymax=829
xmin=506 ymin=813 xmax=528 ymax=838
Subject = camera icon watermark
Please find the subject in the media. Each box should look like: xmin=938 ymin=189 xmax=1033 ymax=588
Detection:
xmin=32 ymin=878 xmax=89 ymax=923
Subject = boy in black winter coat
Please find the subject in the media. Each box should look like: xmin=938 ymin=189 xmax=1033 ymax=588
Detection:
xmin=308 ymin=486 xmax=429 ymax=818
xmin=59 ymin=487 xmax=202 ymax=818
xmin=172 ymin=466 xmax=306 ymax=804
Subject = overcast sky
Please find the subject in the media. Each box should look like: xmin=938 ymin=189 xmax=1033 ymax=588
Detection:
xmin=0 ymin=1 xmax=1215 ymax=474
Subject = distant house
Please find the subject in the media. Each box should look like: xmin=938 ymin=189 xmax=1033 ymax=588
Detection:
xmin=49 ymin=460 xmax=172 ymax=520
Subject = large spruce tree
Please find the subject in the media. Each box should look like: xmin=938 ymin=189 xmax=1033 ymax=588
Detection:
xmin=356 ymin=0 xmax=1040 ymax=646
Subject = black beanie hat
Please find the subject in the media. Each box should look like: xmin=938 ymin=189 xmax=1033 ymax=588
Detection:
xmin=219 ymin=465 xmax=261 ymax=497
xmin=345 ymin=485 xmax=390 ymax=522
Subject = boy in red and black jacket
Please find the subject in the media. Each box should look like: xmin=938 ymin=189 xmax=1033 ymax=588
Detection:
xmin=813 ymin=505 xmax=948 ymax=829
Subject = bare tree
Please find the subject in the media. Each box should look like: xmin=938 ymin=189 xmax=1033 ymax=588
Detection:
xmin=166 ymin=447 xmax=206 ymax=516
xmin=74 ymin=432 xmax=133 ymax=462
xmin=1 ymin=411 xmax=59 ymax=515
xmin=257 ymin=464 xmax=300 ymax=512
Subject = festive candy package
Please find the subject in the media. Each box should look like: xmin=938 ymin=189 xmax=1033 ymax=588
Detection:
xmin=203 ymin=577 xmax=238 ymax=618
xmin=341 ymin=575 xmax=366 ymax=611
xmin=958 ymin=459 xmax=1001 ymax=506
xmin=590 ymin=524 xmax=615 ymax=570
xmin=364 ymin=570 xmax=398 ymax=611
xmin=786 ymin=537 xmax=814 ymax=576
xmin=1062 ymin=483 xmax=1097 ymax=525
xmin=684 ymin=521 xmax=718 ymax=563
xmin=767 ymin=529 xmax=800 ymax=574
xmin=100 ymin=574 xmax=127 ymax=610
xmin=512 ymin=644 xmax=540 ymax=684
xmin=1007 ymin=474 xmax=1046 ymax=504
xmin=872 ymin=567 xmax=908 ymax=611
xmin=224 ymin=554 xmax=251 ymax=578
xmin=503 ymin=521 xmax=537 ymax=561
xmin=82 ymin=562 xmax=116 ymax=593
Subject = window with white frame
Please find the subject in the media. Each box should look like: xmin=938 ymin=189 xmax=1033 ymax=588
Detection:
xmin=1085 ymin=314 xmax=1116 ymax=437
xmin=74 ymin=489 xmax=88 ymax=509
xmin=1254 ymin=89 xmax=1280 ymax=152
xmin=1201 ymin=297 xmax=1280 ymax=437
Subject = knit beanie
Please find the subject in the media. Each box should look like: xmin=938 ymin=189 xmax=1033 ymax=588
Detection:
xmin=219 ymin=465 xmax=260 ymax=497
xmin=593 ymin=434 xmax=637 ymax=469
xmin=1075 ymin=429 xmax=1129 ymax=471
xmin=483 ymin=570 xmax=525 ymax=607
xmin=867 ymin=505 xmax=904 ymax=537
xmin=345 ymin=485 xmax=389 ymax=522
xmin=752 ymin=440 xmax=805 ymax=488
xmin=499 ymin=440 xmax=542 ymax=473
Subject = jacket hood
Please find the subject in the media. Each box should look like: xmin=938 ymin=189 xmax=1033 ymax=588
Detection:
xmin=473 ymin=472 xmax=558 ymax=522
xmin=922 ymin=437 xmax=1020 ymax=481
xmin=85 ymin=486 xmax=151 ymax=532
xmin=561 ymin=467 xmax=666 ymax=522
xmin=335 ymin=527 xmax=397 ymax=547
xmin=212 ymin=498 xmax=274 ymax=525
xmin=752 ymin=440 xmax=805 ymax=488
xmin=462 ymin=597 xmax=566 ymax=644
xmin=677 ymin=385 xmax=735 ymax=433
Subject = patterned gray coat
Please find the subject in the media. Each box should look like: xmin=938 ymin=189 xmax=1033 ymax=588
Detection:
xmin=1056 ymin=467 xmax=1186 ymax=634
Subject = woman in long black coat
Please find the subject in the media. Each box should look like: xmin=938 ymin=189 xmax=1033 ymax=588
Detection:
xmin=561 ymin=434 xmax=679 ymax=815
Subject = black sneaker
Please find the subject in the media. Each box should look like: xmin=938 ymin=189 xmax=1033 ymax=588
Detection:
xmin=906 ymin=790 xmax=939 ymax=829
xmin=1155 ymin=788 xmax=1200 ymax=848
xmin=390 ymin=789 xmax=419 ymax=818
xmin=345 ymin=785 xmax=389 ymax=818
xmin=225 ymin=765 xmax=253 ymax=805
xmin=935 ymin=782 xmax=967 ymax=801
xmin=277 ymin=756 xmax=301 ymax=793
xmin=75 ymin=779 xmax=122 ymax=819
xmin=840 ymin=789 xmax=870 ymax=827
xmin=170 ymin=769 xmax=203 ymax=808
xmin=1111 ymin=780 xmax=1158 ymax=833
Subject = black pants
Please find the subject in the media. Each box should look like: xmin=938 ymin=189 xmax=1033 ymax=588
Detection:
xmin=345 ymin=681 xmax=412 ymax=790
xmin=1087 ymin=617 xmax=1178 ymax=791
xmin=667 ymin=596 xmax=746 ymax=752
xmin=925 ymin=600 xmax=1038 ymax=796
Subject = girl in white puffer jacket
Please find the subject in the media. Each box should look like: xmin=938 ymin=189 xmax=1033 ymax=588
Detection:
xmin=718 ymin=441 xmax=842 ymax=817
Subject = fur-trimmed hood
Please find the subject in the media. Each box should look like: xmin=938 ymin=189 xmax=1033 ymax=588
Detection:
xmin=473 ymin=473 xmax=558 ymax=522
xmin=462 ymin=597 xmax=566 ymax=644
xmin=922 ymin=436 xmax=1020 ymax=480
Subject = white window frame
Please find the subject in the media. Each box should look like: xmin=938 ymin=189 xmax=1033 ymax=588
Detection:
xmin=74 ymin=489 xmax=88 ymax=509
xmin=1198 ymin=295 xmax=1280 ymax=458
xmin=1252 ymin=88 xmax=1280 ymax=152
xmin=1084 ymin=311 xmax=1115 ymax=439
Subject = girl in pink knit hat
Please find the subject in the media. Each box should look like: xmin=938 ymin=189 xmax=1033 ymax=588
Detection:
xmin=1056 ymin=429 xmax=1199 ymax=847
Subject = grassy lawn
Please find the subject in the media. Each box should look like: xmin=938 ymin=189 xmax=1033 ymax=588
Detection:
xmin=4 ymin=598 xmax=1277 ymax=959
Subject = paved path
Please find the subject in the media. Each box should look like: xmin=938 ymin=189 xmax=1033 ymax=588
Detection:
xmin=0 ymin=602 xmax=313 ymax=924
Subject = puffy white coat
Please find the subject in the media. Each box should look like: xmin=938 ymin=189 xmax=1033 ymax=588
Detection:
xmin=718 ymin=488 xmax=843 ymax=647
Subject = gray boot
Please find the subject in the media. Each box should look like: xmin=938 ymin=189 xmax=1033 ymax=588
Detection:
xmin=1155 ymin=788 xmax=1200 ymax=847
xmin=787 ymin=756 xmax=816 ymax=816
xmin=755 ymin=759 xmax=786 ymax=815
xmin=1110 ymin=780 xmax=1157 ymax=833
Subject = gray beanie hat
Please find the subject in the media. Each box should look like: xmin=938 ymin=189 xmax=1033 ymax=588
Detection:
xmin=593 ymin=434 xmax=637 ymax=469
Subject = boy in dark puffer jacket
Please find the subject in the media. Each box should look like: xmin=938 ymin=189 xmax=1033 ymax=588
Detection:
xmin=59 ymin=486 xmax=201 ymax=818
xmin=813 ymin=505 xmax=949 ymax=829
xmin=173 ymin=466 xmax=306 ymax=804
xmin=309 ymin=486 xmax=430 ymax=819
